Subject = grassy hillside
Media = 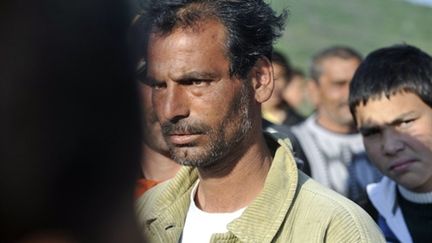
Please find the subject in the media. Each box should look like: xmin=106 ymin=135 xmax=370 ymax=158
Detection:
xmin=269 ymin=0 xmax=432 ymax=72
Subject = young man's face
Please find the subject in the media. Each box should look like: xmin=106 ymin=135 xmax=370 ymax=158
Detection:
xmin=145 ymin=20 xmax=253 ymax=168
xmin=355 ymin=92 xmax=432 ymax=192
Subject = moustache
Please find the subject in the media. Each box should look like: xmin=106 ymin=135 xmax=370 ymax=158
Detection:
xmin=161 ymin=121 xmax=210 ymax=135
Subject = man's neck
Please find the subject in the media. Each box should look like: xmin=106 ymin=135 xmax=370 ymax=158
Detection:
xmin=194 ymin=134 xmax=273 ymax=213
xmin=140 ymin=144 xmax=180 ymax=182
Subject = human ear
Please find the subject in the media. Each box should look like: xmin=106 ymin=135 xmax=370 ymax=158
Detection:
xmin=251 ymin=57 xmax=273 ymax=103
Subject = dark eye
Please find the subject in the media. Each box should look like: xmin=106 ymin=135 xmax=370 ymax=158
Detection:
xmin=147 ymin=79 xmax=166 ymax=90
xmin=182 ymin=79 xmax=209 ymax=87
xmin=332 ymin=80 xmax=348 ymax=88
xmin=192 ymin=80 xmax=203 ymax=86
xmin=153 ymin=82 xmax=167 ymax=90
xmin=399 ymin=119 xmax=415 ymax=128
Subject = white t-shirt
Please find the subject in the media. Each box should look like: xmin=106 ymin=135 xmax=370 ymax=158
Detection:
xmin=181 ymin=181 xmax=246 ymax=243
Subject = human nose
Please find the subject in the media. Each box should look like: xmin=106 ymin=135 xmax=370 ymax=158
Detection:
xmin=382 ymin=128 xmax=404 ymax=156
xmin=154 ymin=84 xmax=190 ymax=123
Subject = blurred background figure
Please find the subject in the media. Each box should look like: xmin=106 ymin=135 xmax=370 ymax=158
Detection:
xmin=1 ymin=1 xmax=144 ymax=242
xmin=261 ymin=51 xmax=310 ymax=175
xmin=291 ymin=46 xmax=382 ymax=215
xmin=262 ymin=51 xmax=306 ymax=126
xmin=281 ymin=67 xmax=314 ymax=117
xmin=135 ymin=77 xmax=180 ymax=198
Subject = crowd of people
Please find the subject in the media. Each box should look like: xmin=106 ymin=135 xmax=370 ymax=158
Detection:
xmin=3 ymin=0 xmax=432 ymax=242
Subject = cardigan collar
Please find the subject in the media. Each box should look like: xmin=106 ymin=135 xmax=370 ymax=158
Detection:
xmin=145 ymin=132 xmax=298 ymax=242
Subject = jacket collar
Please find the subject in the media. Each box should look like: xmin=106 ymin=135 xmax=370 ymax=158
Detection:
xmin=145 ymin=132 xmax=298 ymax=242
xmin=144 ymin=168 xmax=197 ymax=242
xmin=367 ymin=176 xmax=412 ymax=243
xmin=227 ymin=132 xmax=298 ymax=242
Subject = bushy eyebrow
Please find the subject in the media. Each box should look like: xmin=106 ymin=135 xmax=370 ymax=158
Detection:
xmin=388 ymin=111 xmax=416 ymax=126
xmin=358 ymin=111 xmax=417 ymax=134
xmin=331 ymin=79 xmax=349 ymax=83
xmin=176 ymin=71 xmax=219 ymax=81
xmin=142 ymin=71 xmax=221 ymax=87
xmin=140 ymin=77 xmax=158 ymax=86
xmin=359 ymin=125 xmax=381 ymax=135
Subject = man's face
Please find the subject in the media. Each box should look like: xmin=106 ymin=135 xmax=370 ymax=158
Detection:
xmin=145 ymin=20 xmax=253 ymax=167
xmin=139 ymin=82 xmax=169 ymax=154
xmin=356 ymin=92 xmax=432 ymax=192
xmin=315 ymin=57 xmax=360 ymax=129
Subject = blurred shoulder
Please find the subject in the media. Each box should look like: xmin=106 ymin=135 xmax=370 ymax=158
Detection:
xmin=293 ymin=172 xmax=385 ymax=242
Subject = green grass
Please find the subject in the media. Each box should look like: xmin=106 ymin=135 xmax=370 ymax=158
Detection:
xmin=268 ymin=0 xmax=432 ymax=72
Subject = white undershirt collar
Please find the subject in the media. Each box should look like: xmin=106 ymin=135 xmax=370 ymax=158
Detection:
xmin=398 ymin=185 xmax=432 ymax=204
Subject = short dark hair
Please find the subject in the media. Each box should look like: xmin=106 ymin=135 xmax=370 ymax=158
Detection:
xmin=134 ymin=0 xmax=287 ymax=79
xmin=309 ymin=45 xmax=362 ymax=82
xmin=349 ymin=44 xmax=432 ymax=120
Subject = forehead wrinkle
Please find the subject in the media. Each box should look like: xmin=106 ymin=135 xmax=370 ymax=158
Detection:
xmin=148 ymin=20 xmax=229 ymax=82
xmin=356 ymin=97 xmax=418 ymax=127
xmin=169 ymin=19 xmax=229 ymax=65
xmin=355 ymin=102 xmax=383 ymax=127
xmin=147 ymin=33 xmax=195 ymax=80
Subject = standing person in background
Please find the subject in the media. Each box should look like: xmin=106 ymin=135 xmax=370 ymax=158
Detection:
xmin=262 ymin=52 xmax=309 ymax=174
xmin=350 ymin=44 xmax=432 ymax=243
xmin=262 ymin=51 xmax=306 ymax=126
xmin=291 ymin=46 xmax=382 ymax=214
xmin=262 ymin=51 xmax=310 ymax=174
xmin=135 ymin=71 xmax=181 ymax=197
xmin=135 ymin=1 xmax=384 ymax=242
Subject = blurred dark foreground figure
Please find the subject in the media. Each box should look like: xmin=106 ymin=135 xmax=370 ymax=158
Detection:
xmin=0 ymin=1 xmax=143 ymax=242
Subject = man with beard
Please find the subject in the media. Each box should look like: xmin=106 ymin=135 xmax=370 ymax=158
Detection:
xmin=135 ymin=1 xmax=384 ymax=242
xmin=291 ymin=46 xmax=382 ymax=214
